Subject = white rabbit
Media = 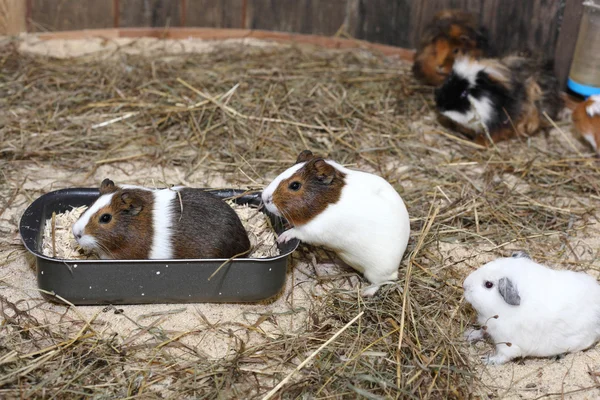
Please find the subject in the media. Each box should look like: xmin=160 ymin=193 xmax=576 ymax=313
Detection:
xmin=261 ymin=150 xmax=411 ymax=296
xmin=463 ymin=252 xmax=600 ymax=365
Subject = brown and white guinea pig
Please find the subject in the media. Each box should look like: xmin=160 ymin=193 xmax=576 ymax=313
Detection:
xmin=412 ymin=9 xmax=491 ymax=86
xmin=261 ymin=150 xmax=410 ymax=296
xmin=72 ymin=179 xmax=251 ymax=260
xmin=572 ymin=95 xmax=600 ymax=154
xmin=434 ymin=54 xmax=564 ymax=145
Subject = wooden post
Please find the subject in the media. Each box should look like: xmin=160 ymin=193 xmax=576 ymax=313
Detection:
xmin=554 ymin=0 xmax=585 ymax=89
xmin=0 ymin=0 xmax=27 ymax=35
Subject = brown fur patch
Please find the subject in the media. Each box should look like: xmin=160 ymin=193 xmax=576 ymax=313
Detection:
xmin=272 ymin=157 xmax=346 ymax=226
xmin=478 ymin=59 xmax=513 ymax=90
xmin=86 ymin=188 xmax=154 ymax=259
xmin=573 ymin=99 xmax=600 ymax=152
xmin=471 ymin=55 xmax=562 ymax=145
xmin=413 ymin=9 xmax=488 ymax=86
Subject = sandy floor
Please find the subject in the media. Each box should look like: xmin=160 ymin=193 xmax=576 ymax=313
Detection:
xmin=2 ymin=35 xmax=600 ymax=399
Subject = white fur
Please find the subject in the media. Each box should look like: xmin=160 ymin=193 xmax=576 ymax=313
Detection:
xmin=72 ymin=193 xmax=115 ymax=258
xmin=262 ymin=163 xmax=304 ymax=216
xmin=442 ymin=95 xmax=493 ymax=133
xmin=463 ymin=256 xmax=600 ymax=365
xmin=584 ymin=133 xmax=598 ymax=151
xmin=586 ymin=95 xmax=600 ymax=117
xmin=262 ymin=160 xmax=411 ymax=296
xmin=149 ymin=188 xmax=181 ymax=259
xmin=453 ymin=58 xmax=484 ymax=86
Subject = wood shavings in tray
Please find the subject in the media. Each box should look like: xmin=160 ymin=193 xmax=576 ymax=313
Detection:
xmin=228 ymin=202 xmax=280 ymax=258
xmin=41 ymin=206 xmax=97 ymax=260
xmin=41 ymin=202 xmax=280 ymax=260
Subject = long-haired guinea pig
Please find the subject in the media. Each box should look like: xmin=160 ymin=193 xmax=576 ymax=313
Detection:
xmin=412 ymin=9 xmax=491 ymax=86
xmin=572 ymin=95 xmax=600 ymax=154
xmin=261 ymin=150 xmax=410 ymax=296
xmin=72 ymin=179 xmax=251 ymax=260
xmin=435 ymin=55 xmax=564 ymax=145
xmin=463 ymin=252 xmax=600 ymax=365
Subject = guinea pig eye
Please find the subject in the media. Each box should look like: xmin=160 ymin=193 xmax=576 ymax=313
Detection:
xmin=460 ymin=90 xmax=468 ymax=99
xmin=453 ymin=48 xmax=460 ymax=55
xmin=288 ymin=181 xmax=302 ymax=191
xmin=484 ymin=281 xmax=494 ymax=289
xmin=99 ymin=213 xmax=112 ymax=224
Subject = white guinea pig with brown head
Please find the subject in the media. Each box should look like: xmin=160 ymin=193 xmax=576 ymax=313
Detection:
xmin=72 ymin=179 xmax=251 ymax=260
xmin=261 ymin=150 xmax=410 ymax=296
xmin=463 ymin=252 xmax=600 ymax=365
xmin=572 ymin=95 xmax=600 ymax=154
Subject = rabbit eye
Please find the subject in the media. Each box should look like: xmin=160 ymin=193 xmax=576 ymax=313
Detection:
xmin=485 ymin=281 xmax=494 ymax=289
xmin=99 ymin=213 xmax=112 ymax=224
xmin=289 ymin=181 xmax=302 ymax=191
xmin=460 ymin=90 xmax=468 ymax=99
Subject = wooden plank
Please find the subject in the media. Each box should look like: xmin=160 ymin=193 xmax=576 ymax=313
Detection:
xmin=36 ymin=27 xmax=416 ymax=61
xmin=29 ymin=0 xmax=114 ymax=32
xmin=246 ymin=0 xmax=347 ymax=36
xmin=479 ymin=0 xmax=562 ymax=59
xmin=184 ymin=0 xmax=243 ymax=28
xmin=554 ymin=0 xmax=585 ymax=88
xmin=0 ymin=0 xmax=27 ymax=34
xmin=119 ymin=0 xmax=181 ymax=28
xmin=345 ymin=0 xmax=415 ymax=48
xmin=411 ymin=0 xmax=483 ymax=46
xmin=348 ymin=0 xmax=563 ymax=60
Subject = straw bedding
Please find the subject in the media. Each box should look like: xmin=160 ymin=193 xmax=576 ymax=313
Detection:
xmin=1 ymin=36 xmax=600 ymax=399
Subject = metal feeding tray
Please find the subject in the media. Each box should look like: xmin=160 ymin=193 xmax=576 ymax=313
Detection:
xmin=19 ymin=188 xmax=298 ymax=305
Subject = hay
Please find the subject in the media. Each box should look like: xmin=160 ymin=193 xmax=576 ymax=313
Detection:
xmin=40 ymin=202 xmax=279 ymax=260
xmin=1 ymin=37 xmax=600 ymax=399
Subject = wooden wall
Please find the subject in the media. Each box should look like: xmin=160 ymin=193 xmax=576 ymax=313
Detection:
xmin=1 ymin=0 xmax=585 ymax=88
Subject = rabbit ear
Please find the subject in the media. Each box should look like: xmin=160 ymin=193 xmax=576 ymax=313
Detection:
xmin=498 ymin=277 xmax=521 ymax=306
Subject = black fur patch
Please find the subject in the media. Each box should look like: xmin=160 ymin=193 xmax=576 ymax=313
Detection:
xmin=434 ymin=73 xmax=471 ymax=113
xmin=170 ymin=189 xmax=251 ymax=259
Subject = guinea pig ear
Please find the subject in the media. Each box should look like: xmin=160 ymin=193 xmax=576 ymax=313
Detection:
xmin=100 ymin=179 xmax=117 ymax=195
xmin=120 ymin=192 xmax=143 ymax=216
xmin=313 ymin=159 xmax=336 ymax=185
xmin=511 ymin=251 xmax=531 ymax=259
xmin=458 ymin=34 xmax=476 ymax=48
xmin=296 ymin=150 xmax=315 ymax=164
xmin=498 ymin=277 xmax=521 ymax=306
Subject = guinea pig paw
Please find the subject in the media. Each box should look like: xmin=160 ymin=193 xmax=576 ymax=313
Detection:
xmin=361 ymin=284 xmax=381 ymax=297
xmin=481 ymin=354 xmax=507 ymax=366
xmin=277 ymin=229 xmax=298 ymax=244
xmin=464 ymin=328 xmax=485 ymax=343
